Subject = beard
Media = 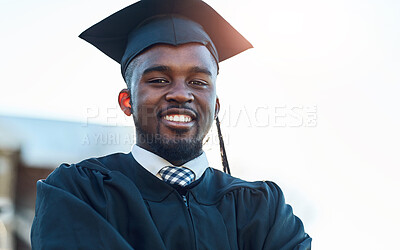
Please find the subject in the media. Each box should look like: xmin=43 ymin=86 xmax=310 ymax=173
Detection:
xmin=135 ymin=122 xmax=203 ymax=164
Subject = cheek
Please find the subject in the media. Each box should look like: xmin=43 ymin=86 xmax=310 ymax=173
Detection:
xmin=199 ymin=98 xmax=217 ymax=127
xmin=132 ymin=87 xmax=150 ymax=111
xmin=132 ymin=91 xmax=160 ymax=125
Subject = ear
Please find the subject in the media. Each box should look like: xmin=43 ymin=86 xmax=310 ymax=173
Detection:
xmin=118 ymin=89 xmax=132 ymax=116
xmin=214 ymin=97 xmax=220 ymax=119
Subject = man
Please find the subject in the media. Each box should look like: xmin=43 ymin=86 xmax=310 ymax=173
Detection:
xmin=31 ymin=0 xmax=311 ymax=249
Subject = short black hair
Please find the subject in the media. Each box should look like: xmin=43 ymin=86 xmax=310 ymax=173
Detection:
xmin=124 ymin=57 xmax=140 ymax=90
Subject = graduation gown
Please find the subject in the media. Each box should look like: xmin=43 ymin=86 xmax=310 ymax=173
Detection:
xmin=31 ymin=153 xmax=311 ymax=249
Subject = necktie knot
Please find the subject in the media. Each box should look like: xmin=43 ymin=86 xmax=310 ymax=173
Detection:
xmin=159 ymin=166 xmax=195 ymax=187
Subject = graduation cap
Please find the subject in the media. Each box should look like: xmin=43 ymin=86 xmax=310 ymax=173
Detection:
xmin=79 ymin=0 xmax=252 ymax=78
xmin=79 ymin=0 xmax=253 ymax=174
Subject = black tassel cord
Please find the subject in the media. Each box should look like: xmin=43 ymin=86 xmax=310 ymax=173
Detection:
xmin=215 ymin=117 xmax=231 ymax=175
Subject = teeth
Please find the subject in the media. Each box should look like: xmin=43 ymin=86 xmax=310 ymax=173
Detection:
xmin=164 ymin=115 xmax=192 ymax=123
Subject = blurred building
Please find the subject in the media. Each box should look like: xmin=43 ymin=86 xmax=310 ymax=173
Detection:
xmin=0 ymin=115 xmax=134 ymax=250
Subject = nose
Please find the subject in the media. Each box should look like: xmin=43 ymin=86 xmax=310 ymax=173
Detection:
xmin=165 ymin=81 xmax=194 ymax=104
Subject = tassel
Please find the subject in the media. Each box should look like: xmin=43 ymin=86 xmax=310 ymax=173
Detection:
xmin=216 ymin=117 xmax=231 ymax=175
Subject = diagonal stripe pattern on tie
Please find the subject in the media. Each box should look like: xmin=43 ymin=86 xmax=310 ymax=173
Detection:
xmin=159 ymin=166 xmax=195 ymax=187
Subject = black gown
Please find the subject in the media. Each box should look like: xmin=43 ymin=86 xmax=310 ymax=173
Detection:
xmin=31 ymin=153 xmax=311 ymax=249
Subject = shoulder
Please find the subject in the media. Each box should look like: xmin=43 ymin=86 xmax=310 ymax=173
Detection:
xmin=211 ymin=167 xmax=282 ymax=194
xmin=198 ymin=168 xmax=284 ymax=205
xmin=206 ymin=169 xmax=312 ymax=249
xmin=48 ymin=152 xmax=131 ymax=178
xmin=35 ymin=153 xmax=135 ymax=213
xmin=42 ymin=152 xmax=133 ymax=192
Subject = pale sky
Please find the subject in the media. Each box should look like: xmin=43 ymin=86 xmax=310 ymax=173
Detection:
xmin=1 ymin=0 xmax=400 ymax=249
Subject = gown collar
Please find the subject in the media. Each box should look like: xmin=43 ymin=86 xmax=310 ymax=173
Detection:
xmin=131 ymin=144 xmax=209 ymax=180
xmin=119 ymin=153 xmax=255 ymax=205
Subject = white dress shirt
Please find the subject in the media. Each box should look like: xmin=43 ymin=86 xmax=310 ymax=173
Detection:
xmin=131 ymin=144 xmax=209 ymax=181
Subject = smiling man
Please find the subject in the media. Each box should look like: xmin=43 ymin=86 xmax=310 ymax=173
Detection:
xmin=31 ymin=0 xmax=311 ymax=249
xmin=119 ymin=43 xmax=219 ymax=166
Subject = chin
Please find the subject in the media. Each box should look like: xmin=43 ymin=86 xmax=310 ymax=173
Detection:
xmin=151 ymin=135 xmax=203 ymax=163
xmin=136 ymin=123 xmax=203 ymax=163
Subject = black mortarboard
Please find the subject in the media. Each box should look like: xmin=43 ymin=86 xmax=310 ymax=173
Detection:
xmin=79 ymin=0 xmax=253 ymax=77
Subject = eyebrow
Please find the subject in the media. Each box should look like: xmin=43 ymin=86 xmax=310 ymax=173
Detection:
xmin=142 ymin=65 xmax=212 ymax=77
xmin=142 ymin=65 xmax=171 ymax=75
xmin=189 ymin=66 xmax=212 ymax=76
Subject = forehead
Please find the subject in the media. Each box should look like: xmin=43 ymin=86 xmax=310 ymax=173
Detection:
xmin=133 ymin=43 xmax=218 ymax=73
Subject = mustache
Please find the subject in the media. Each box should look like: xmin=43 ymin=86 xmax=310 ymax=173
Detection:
xmin=157 ymin=105 xmax=199 ymax=118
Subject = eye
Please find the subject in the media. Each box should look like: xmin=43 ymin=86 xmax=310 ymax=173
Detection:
xmin=189 ymin=80 xmax=208 ymax=87
xmin=148 ymin=78 xmax=169 ymax=84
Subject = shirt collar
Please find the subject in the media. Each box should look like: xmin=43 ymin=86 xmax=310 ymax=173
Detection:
xmin=131 ymin=144 xmax=209 ymax=180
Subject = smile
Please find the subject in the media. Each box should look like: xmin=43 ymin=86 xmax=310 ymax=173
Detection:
xmin=163 ymin=114 xmax=192 ymax=123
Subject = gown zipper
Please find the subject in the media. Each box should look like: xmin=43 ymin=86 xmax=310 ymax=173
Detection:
xmin=182 ymin=192 xmax=197 ymax=249
xmin=182 ymin=195 xmax=188 ymax=207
